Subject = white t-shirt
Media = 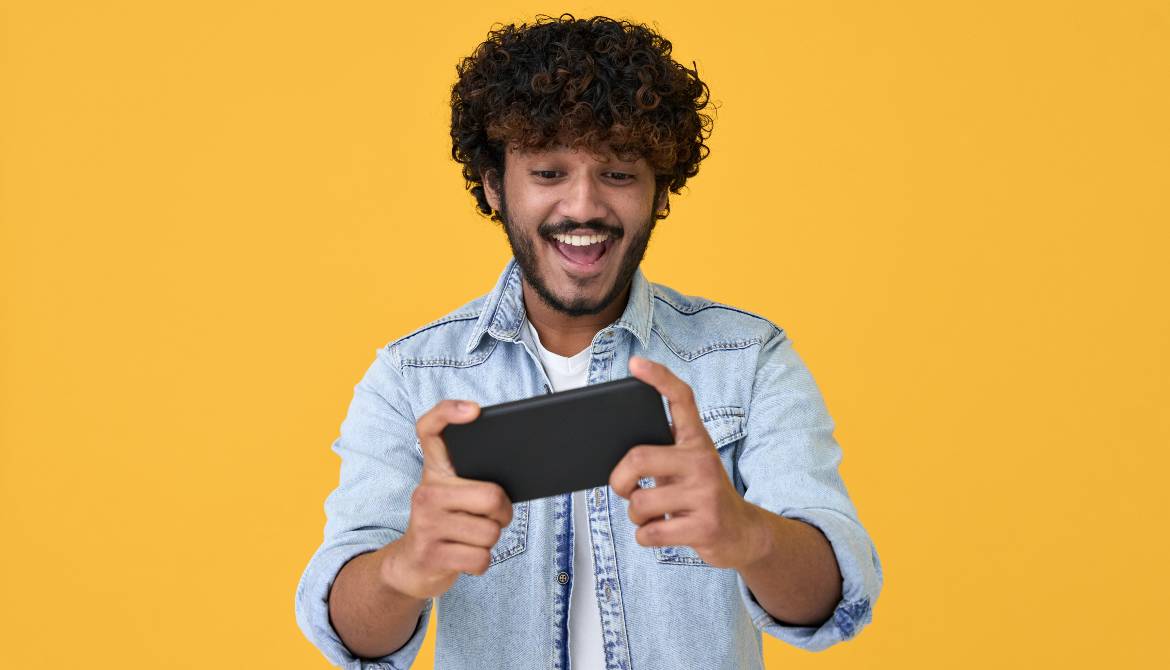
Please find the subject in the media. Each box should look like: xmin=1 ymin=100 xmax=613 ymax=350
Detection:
xmin=523 ymin=317 xmax=606 ymax=670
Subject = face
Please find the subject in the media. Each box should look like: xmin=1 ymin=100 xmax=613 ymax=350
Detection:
xmin=485 ymin=144 xmax=667 ymax=318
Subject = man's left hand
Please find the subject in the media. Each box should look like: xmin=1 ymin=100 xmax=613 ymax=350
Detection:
xmin=609 ymin=355 xmax=769 ymax=571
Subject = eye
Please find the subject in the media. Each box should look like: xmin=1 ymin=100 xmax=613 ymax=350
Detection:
xmin=607 ymin=172 xmax=635 ymax=182
xmin=531 ymin=170 xmax=561 ymax=180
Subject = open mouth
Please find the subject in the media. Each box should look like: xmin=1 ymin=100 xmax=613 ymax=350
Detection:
xmin=545 ymin=233 xmax=614 ymax=275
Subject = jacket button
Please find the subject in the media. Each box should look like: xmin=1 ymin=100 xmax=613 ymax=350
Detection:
xmin=557 ymin=571 xmax=569 ymax=585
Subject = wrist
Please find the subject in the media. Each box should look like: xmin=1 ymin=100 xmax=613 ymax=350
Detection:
xmin=736 ymin=503 xmax=779 ymax=572
xmin=376 ymin=539 xmax=419 ymax=599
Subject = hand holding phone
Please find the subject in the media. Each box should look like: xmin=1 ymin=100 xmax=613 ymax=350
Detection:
xmin=380 ymin=399 xmax=513 ymax=599
xmin=440 ymin=377 xmax=674 ymax=503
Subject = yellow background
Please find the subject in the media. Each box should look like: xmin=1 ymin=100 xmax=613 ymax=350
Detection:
xmin=2 ymin=1 xmax=1167 ymax=667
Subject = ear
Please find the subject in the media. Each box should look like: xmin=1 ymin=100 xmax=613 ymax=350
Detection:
xmin=482 ymin=168 xmax=502 ymax=213
xmin=655 ymin=188 xmax=669 ymax=214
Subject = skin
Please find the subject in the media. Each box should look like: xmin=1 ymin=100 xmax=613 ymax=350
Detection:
xmin=328 ymin=143 xmax=842 ymax=661
xmin=481 ymin=142 xmax=668 ymax=357
xmin=613 ymin=356 xmax=844 ymax=627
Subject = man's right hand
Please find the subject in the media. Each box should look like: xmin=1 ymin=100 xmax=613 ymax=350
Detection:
xmin=378 ymin=399 xmax=514 ymax=601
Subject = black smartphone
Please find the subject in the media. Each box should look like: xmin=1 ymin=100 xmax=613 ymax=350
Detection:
xmin=440 ymin=376 xmax=674 ymax=503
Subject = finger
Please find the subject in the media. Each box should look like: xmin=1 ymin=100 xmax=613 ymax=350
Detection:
xmin=626 ymin=483 xmax=697 ymax=526
xmin=416 ymin=399 xmax=479 ymax=476
xmin=635 ymin=512 xmax=702 ymax=549
xmin=609 ymin=444 xmax=688 ymax=499
xmin=434 ymin=541 xmax=492 ymax=576
xmin=433 ymin=510 xmax=504 ymax=549
xmin=429 ymin=480 xmax=513 ymax=528
xmin=628 ymin=356 xmax=704 ymax=445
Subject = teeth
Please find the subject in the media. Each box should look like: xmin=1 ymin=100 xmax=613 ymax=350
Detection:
xmin=551 ymin=232 xmax=609 ymax=246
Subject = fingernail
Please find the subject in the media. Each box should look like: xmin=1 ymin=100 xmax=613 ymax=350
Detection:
xmin=457 ymin=401 xmax=474 ymax=413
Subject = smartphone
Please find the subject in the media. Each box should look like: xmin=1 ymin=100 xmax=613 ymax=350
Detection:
xmin=440 ymin=376 xmax=674 ymax=503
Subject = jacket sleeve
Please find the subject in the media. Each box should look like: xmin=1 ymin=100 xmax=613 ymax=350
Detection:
xmin=734 ymin=326 xmax=883 ymax=652
xmin=294 ymin=343 xmax=433 ymax=669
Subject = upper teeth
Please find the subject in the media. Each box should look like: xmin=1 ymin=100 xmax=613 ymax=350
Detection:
xmin=551 ymin=232 xmax=609 ymax=246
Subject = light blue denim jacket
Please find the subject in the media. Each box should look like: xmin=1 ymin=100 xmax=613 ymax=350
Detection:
xmin=295 ymin=257 xmax=883 ymax=669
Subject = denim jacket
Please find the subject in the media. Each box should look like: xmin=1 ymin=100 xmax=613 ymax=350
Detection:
xmin=295 ymin=257 xmax=883 ymax=669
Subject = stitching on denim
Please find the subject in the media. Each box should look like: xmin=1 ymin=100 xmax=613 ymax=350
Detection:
xmin=653 ymin=545 xmax=719 ymax=566
xmin=392 ymin=310 xmax=482 ymax=347
xmin=699 ymin=405 xmax=746 ymax=420
xmin=652 ymin=325 xmax=766 ymax=362
xmin=400 ymin=338 xmax=498 ymax=368
xmin=654 ymin=293 xmax=783 ymax=329
xmin=489 ymin=500 xmax=530 ymax=566
xmin=699 ymin=407 xmax=746 ymax=450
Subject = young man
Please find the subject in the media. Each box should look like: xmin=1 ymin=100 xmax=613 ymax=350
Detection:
xmin=295 ymin=14 xmax=882 ymax=669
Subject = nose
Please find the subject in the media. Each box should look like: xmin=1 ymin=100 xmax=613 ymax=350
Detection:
xmin=557 ymin=173 xmax=609 ymax=227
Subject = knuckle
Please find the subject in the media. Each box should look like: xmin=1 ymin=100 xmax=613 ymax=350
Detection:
xmin=492 ymin=483 xmax=512 ymax=508
xmin=641 ymin=521 xmax=659 ymax=542
xmin=478 ymin=484 xmax=502 ymax=510
xmin=628 ymin=447 xmax=645 ymax=469
xmin=411 ymin=485 xmax=431 ymax=506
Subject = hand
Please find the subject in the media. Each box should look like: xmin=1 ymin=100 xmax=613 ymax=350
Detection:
xmin=609 ymin=356 xmax=768 ymax=570
xmin=379 ymin=399 xmax=514 ymax=600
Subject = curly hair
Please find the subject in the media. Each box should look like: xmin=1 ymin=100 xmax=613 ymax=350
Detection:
xmin=449 ymin=13 xmax=716 ymax=223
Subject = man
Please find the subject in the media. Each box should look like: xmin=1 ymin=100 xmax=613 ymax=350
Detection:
xmin=295 ymin=13 xmax=882 ymax=669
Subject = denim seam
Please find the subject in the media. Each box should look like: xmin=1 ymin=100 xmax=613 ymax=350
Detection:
xmin=653 ymin=295 xmax=785 ymax=331
xmin=488 ymin=501 xmax=530 ymax=566
xmin=392 ymin=311 xmax=482 ymax=347
xmin=399 ymin=338 xmax=498 ymax=368
xmin=652 ymin=325 xmax=766 ymax=362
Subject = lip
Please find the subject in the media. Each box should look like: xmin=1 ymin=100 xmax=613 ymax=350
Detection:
xmin=545 ymin=234 xmax=615 ymax=277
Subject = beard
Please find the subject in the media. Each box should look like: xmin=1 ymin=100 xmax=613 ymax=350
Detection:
xmin=497 ymin=181 xmax=656 ymax=318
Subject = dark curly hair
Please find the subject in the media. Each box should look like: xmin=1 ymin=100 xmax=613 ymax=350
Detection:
xmin=449 ymin=13 xmax=716 ymax=224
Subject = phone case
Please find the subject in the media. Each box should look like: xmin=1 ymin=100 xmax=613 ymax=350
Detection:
xmin=440 ymin=376 xmax=674 ymax=503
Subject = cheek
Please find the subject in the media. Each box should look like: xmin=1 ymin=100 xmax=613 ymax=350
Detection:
xmin=509 ymin=194 xmax=558 ymax=225
xmin=619 ymin=191 xmax=656 ymax=219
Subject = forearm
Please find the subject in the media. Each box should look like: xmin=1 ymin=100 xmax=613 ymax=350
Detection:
xmin=737 ymin=505 xmax=843 ymax=626
xmin=328 ymin=540 xmax=428 ymax=660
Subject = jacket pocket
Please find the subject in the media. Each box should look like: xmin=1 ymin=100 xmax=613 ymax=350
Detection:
xmin=654 ymin=406 xmax=745 ymax=567
xmin=489 ymin=500 xmax=530 ymax=566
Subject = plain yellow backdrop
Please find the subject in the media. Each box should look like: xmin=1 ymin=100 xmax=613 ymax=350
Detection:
xmin=2 ymin=1 xmax=1167 ymax=668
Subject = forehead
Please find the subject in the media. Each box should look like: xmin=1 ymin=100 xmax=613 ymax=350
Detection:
xmin=506 ymin=142 xmax=644 ymax=165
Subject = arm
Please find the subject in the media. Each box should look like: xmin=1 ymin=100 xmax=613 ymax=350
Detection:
xmin=328 ymin=542 xmax=427 ymax=659
xmin=615 ymin=343 xmax=880 ymax=648
xmin=734 ymin=327 xmax=884 ymax=651
xmin=736 ymin=506 xmax=843 ymax=626
xmin=296 ymin=344 xmax=511 ymax=666
xmin=294 ymin=344 xmax=434 ymax=668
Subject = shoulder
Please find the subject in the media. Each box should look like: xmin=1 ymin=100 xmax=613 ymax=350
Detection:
xmin=380 ymin=294 xmax=488 ymax=366
xmin=649 ymin=281 xmax=786 ymax=361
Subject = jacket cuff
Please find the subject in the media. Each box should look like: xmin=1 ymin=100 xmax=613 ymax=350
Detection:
xmin=736 ymin=506 xmax=882 ymax=652
xmin=295 ymin=538 xmax=433 ymax=669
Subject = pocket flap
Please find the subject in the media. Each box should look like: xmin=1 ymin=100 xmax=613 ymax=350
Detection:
xmin=698 ymin=405 xmax=746 ymax=450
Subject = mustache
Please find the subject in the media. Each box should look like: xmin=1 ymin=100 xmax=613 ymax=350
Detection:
xmin=541 ymin=221 xmax=622 ymax=238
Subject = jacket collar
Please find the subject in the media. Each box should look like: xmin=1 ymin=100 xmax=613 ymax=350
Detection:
xmin=465 ymin=256 xmax=654 ymax=355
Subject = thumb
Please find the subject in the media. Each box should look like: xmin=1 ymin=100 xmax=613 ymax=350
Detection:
xmin=418 ymin=399 xmax=479 ymax=477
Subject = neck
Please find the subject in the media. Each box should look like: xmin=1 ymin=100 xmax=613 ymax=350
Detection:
xmin=521 ymin=279 xmax=630 ymax=358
